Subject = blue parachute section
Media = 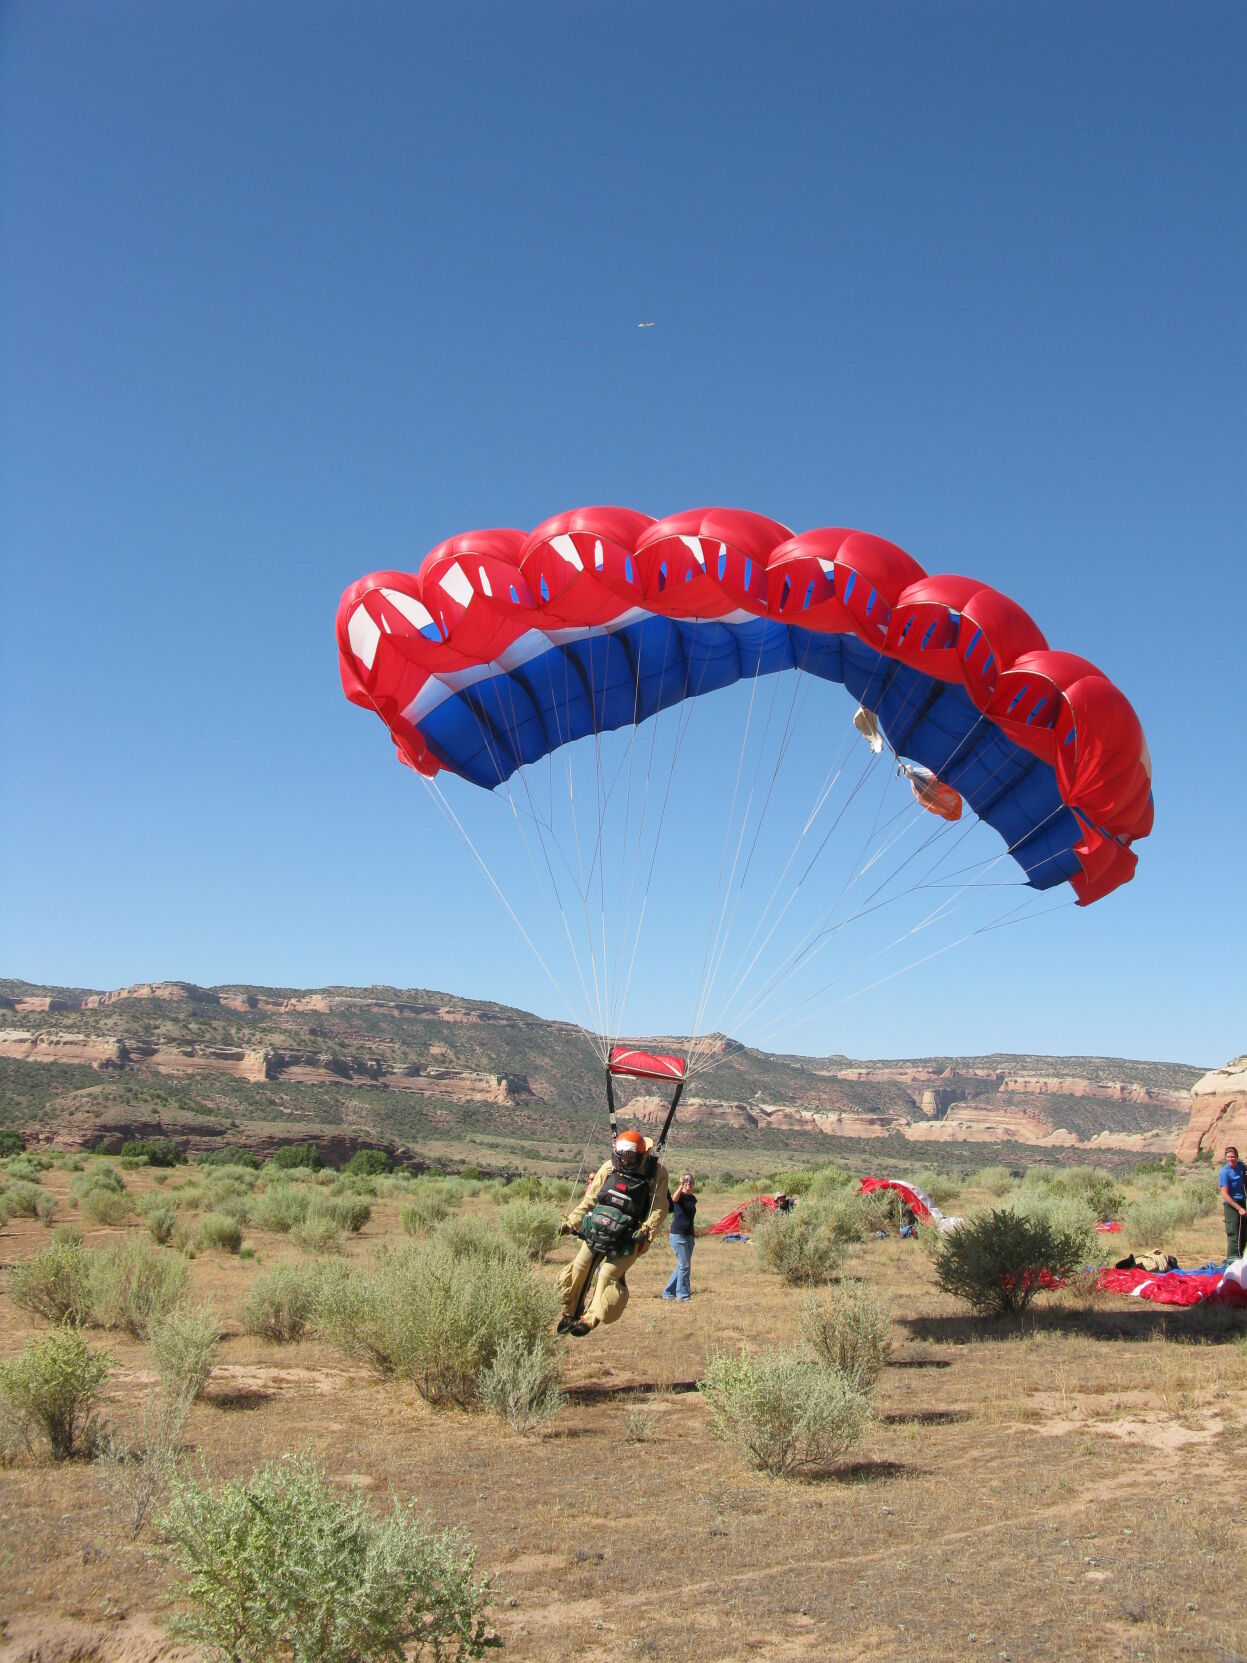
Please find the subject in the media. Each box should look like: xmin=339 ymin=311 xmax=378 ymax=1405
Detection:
xmin=414 ymin=617 xmax=1083 ymax=891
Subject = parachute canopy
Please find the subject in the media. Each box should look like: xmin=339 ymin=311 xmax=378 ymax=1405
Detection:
xmin=338 ymin=507 xmax=1152 ymax=905
xmin=607 ymin=1046 xmax=687 ymax=1082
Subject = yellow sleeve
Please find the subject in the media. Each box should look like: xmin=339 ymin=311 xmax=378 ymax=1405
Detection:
xmin=636 ymin=1162 xmax=671 ymax=1246
xmin=566 ymin=1160 xmax=612 ymax=1230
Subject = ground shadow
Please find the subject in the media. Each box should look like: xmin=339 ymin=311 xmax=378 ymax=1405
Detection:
xmin=798 ymin=1458 xmax=917 ymax=1485
xmin=877 ymin=1408 xmax=970 ymax=1426
xmin=900 ymin=1305 xmax=1246 ymax=1346
xmin=208 ymin=1386 xmax=274 ymax=1410
xmin=887 ymin=1355 xmax=953 ymax=1369
xmin=564 ymin=1378 xmax=700 ymax=1403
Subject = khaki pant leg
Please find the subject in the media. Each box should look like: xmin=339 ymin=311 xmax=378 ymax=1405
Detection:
xmin=557 ymin=1241 xmax=598 ymax=1318
xmin=585 ymin=1248 xmax=638 ymax=1328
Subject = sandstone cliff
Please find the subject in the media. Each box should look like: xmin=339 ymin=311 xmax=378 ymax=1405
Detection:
xmin=1177 ymin=1057 xmax=1247 ymax=1161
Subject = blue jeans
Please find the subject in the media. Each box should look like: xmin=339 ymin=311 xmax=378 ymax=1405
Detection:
xmin=663 ymin=1233 xmax=694 ymax=1300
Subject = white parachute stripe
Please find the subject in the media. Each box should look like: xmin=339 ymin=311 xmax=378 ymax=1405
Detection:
xmin=347 ymin=604 xmax=380 ymax=670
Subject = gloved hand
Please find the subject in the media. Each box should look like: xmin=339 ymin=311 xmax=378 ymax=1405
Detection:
xmin=558 ymin=1221 xmax=572 ymax=1237
xmin=633 ymin=1236 xmax=649 ymax=1257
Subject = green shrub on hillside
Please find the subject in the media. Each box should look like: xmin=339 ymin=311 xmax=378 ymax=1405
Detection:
xmin=250 ymin=1184 xmax=313 ymax=1234
xmin=800 ymin=1285 xmax=893 ymax=1387
xmin=197 ymin=1146 xmax=262 ymax=1170
xmin=0 ymin=1130 xmax=26 ymax=1158
xmin=7 ymin=1238 xmax=93 ymax=1325
xmin=343 ymin=1148 xmax=393 ymax=1177
xmin=159 ymin=1452 xmax=495 ymax=1663
xmin=970 ymin=1165 xmax=1015 ymax=1197
xmin=241 ymin=1263 xmax=323 ymax=1342
xmin=89 ymin=1236 xmax=190 ymax=1336
xmin=120 ymin=1138 xmax=187 ymax=1167
xmin=197 ymin=1213 xmax=244 ymax=1254
xmin=498 ymin=1201 xmax=562 ymax=1262
xmin=270 ymin=1143 xmax=324 ymax=1172
xmin=150 ymin=1303 xmax=219 ymax=1402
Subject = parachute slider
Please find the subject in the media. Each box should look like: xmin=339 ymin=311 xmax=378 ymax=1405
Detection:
xmin=901 ymin=763 xmax=963 ymax=822
xmin=607 ymin=1046 xmax=687 ymax=1082
xmin=853 ymin=705 xmax=884 ymax=754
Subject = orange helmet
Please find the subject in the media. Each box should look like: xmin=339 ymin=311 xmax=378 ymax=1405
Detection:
xmin=614 ymin=1129 xmax=647 ymax=1167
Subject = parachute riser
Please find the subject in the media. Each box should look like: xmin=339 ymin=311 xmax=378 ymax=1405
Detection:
xmin=604 ymin=1067 xmax=684 ymax=1160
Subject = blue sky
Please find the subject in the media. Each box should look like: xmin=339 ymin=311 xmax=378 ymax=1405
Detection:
xmin=2 ymin=1 xmax=1243 ymax=1066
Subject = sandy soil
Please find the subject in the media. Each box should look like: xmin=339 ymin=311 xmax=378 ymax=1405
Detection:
xmin=1 ymin=1166 xmax=1244 ymax=1663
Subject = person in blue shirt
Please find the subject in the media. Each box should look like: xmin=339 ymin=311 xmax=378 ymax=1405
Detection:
xmin=1218 ymin=1145 xmax=1247 ymax=1264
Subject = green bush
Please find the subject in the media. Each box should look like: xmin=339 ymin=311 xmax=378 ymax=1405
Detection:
xmin=1123 ymin=1188 xmax=1208 ymax=1245
xmin=498 ymin=1201 xmax=562 ymax=1261
xmin=3 ymin=1152 xmax=43 ymax=1182
xmin=316 ymin=1243 xmax=557 ymax=1406
xmin=932 ymin=1207 xmax=1089 ymax=1317
xmin=250 ymin=1184 xmax=313 ymax=1234
xmin=805 ymin=1163 xmax=855 ymax=1201
xmin=699 ymin=1346 xmax=871 ymax=1477
xmin=292 ymin=1213 xmax=342 ymax=1255
xmin=197 ymin=1146 xmax=262 ymax=1170
xmin=80 ymin=1187 xmax=132 ymax=1226
xmin=755 ymin=1203 xmax=846 ymax=1284
xmin=197 ymin=1212 xmax=244 ymax=1254
xmin=433 ymin=1216 xmax=517 ymax=1265
xmin=150 ymin=1303 xmax=219 ymax=1402
xmin=800 ymin=1285 xmax=893 ymax=1387
xmin=146 ymin=1205 xmax=178 ymax=1246
xmin=120 ymin=1138 xmax=187 ymax=1167
xmin=0 ymin=1328 xmax=109 ymax=1460
xmin=500 ymin=1175 xmax=565 ymax=1206
xmin=401 ymin=1198 xmax=452 ymax=1236
xmin=159 ymin=1451 xmax=495 ymax=1663
xmin=970 ymin=1165 xmax=1015 ymax=1197
xmin=343 ymin=1148 xmax=394 ymax=1177
xmin=458 ymin=1165 xmax=482 ymax=1181
xmin=72 ymin=1165 xmax=126 ymax=1198
xmin=1040 ymin=1166 xmax=1126 ymax=1221
xmin=6 ymin=1238 xmax=93 ymax=1324
xmin=88 ymin=1235 xmax=190 ymax=1336
xmin=1 ymin=1181 xmax=46 ymax=1220
xmin=0 ymin=1130 xmax=26 ymax=1157
xmin=240 ymin=1264 xmax=322 ymax=1342
xmin=476 ymin=1334 xmax=563 ymax=1432
xmin=270 ymin=1143 xmax=324 ymax=1172
xmin=309 ymin=1194 xmax=370 ymax=1235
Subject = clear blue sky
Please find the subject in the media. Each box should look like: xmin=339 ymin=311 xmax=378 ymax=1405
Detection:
xmin=2 ymin=2 xmax=1243 ymax=1066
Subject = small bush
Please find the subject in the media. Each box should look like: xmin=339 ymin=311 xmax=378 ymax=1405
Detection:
xmin=1123 ymin=1188 xmax=1208 ymax=1245
xmin=146 ymin=1205 xmax=178 ymax=1246
xmin=434 ymin=1216 xmax=517 ymax=1265
xmin=72 ymin=1165 xmax=126 ymax=1198
xmin=800 ymin=1286 xmax=892 ymax=1387
xmin=1 ymin=1180 xmax=45 ymax=1220
xmin=251 ymin=1184 xmax=312 ymax=1234
xmin=805 ymin=1163 xmax=855 ymax=1201
xmin=197 ymin=1213 xmax=244 ymax=1255
xmin=89 ymin=1235 xmax=190 ymax=1336
xmin=241 ymin=1264 xmax=321 ymax=1342
xmin=1043 ymin=1166 xmax=1126 ymax=1221
xmin=0 ymin=1130 xmax=26 ymax=1157
xmin=458 ymin=1165 xmax=482 ymax=1181
xmin=932 ymin=1207 xmax=1089 ymax=1317
xmin=344 ymin=1148 xmax=393 ymax=1177
xmin=500 ymin=1175 xmax=565 ymax=1206
xmin=270 ymin=1142 xmax=324 ymax=1172
xmin=909 ymin=1171 xmax=962 ymax=1208
xmin=150 ymin=1303 xmax=219 ymax=1402
xmin=476 ymin=1335 xmax=563 ymax=1433
xmin=699 ymin=1346 xmax=871 ymax=1477
xmin=499 ymin=1201 xmax=562 ymax=1262
xmin=197 ymin=1145 xmax=262 ymax=1169
xmin=80 ymin=1187 xmax=132 ymax=1226
xmin=7 ymin=1238 xmax=93 ymax=1324
xmin=310 ymin=1194 xmax=370 ymax=1234
xmin=98 ymin=1386 xmax=191 ymax=1536
xmin=316 ymin=1243 xmax=557 ymax=1406
xmin=293 ymin=1213 xmax=343 ymax=1255
xmin=3 ymin=1152 xmax=43 ymax=1182
xmin=120 ymin=1138 xmax=187 ymax=1167
xmin=971 ymin=1165 xmax=1015 ymax=1197
xmin=402 ymin=1197 xmax=452 ymax=1236
xmin=159 ymin=1451 xmax=495 ymax=1663
xmin=0 ymin=1328 xmax=109 ymax=1460
xmin=755 ymin=1204 xmax=845 ymax=1285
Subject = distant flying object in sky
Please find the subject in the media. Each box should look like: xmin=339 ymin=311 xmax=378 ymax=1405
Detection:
xmin=637 ymin=320 xmax=654 ymax=328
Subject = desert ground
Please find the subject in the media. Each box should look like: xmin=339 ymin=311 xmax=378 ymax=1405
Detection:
xmin=1 ymin=1153 xmax=1244 ymax=1663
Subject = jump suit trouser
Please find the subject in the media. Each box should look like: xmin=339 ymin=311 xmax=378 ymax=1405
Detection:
xmin=557 ymin=1240 xmax=639 ymax=1329
xmin=1224 ymin=1202 xmax=1247 ymax=1264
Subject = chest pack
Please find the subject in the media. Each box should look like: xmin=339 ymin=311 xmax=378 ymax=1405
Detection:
xmin=578 ymin=1155 xmax=658 ymax=1255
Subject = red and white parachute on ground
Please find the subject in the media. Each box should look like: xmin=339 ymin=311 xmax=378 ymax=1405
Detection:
xmin=859 ymin=1176 xmax=963 ymax=1234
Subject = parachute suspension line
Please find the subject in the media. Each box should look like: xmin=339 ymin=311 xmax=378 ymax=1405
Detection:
xmin=612 ymin=620 xmax=713 ymax=1048
xmin=420 ymin=776 xmax=588 ymax=1038
xmin=736 ymin=800 xmax=1074 ymax=1059
xmin=604 ymin=628 xmax=650 ymax=1046
xmin=687 ymin=643 xmax=780 ymax=1061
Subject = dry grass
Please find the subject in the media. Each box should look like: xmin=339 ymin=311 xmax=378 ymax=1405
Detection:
xmin=0 ymin=1161 xmax=1243 ymax=1662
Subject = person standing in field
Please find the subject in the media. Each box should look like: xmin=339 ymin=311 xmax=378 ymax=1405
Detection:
xmin=1219 ymin=1144 xmax=1247 ymax=1264
xmin=662 ymin=1172 xmax=697 ymax=1301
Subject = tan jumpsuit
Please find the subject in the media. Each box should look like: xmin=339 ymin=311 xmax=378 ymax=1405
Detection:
xmin=558 ymin=1144 xmax=670 ymax=1329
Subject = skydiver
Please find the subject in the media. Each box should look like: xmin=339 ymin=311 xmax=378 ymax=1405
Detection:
xmin=556 ymin=1128 xmax=670 ymax=1335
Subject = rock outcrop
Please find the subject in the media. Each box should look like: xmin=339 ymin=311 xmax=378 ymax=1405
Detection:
xmin=1177 ymin=1057 xmax=1247 ymax=1161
